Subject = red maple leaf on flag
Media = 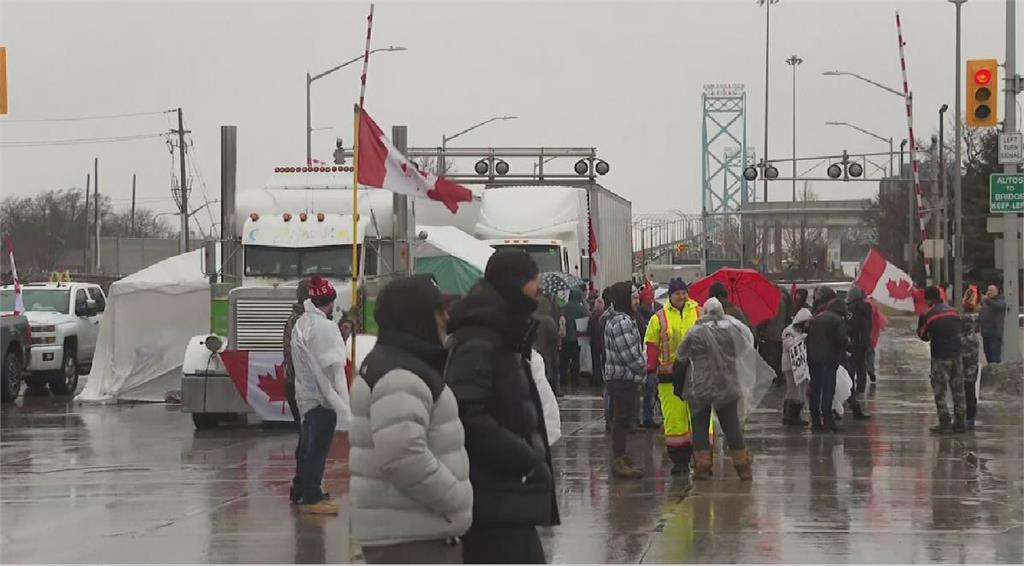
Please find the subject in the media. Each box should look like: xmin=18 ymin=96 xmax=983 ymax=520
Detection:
xmin=885 ymin=278 xmax=913 ymax=300
xmin=257 ymin=363 xmax=288 ymax=413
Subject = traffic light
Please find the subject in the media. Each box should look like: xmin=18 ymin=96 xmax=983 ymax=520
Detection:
xmin=966 ymin=59 xmax=998 ymax=128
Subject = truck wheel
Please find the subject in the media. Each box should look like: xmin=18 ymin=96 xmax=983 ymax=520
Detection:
xmin=1 ymin=351 xmax=21 ymax=402
xmin=191 ymin=413 xmax=223 ymax=430
xmin=48 ymin=349 xmax=79 ymax=395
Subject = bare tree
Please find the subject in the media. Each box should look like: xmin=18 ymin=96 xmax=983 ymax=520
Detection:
xmin=781 ymin=183 xmax=827 ymax=276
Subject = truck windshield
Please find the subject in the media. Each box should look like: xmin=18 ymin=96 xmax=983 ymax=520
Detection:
xmin=492 ymin=245 xmax=563 ymax=273
xmin=1 ymin=289 xmax=71 ymax=314
xmin=245 ymin=245 xmax=356 ymax=278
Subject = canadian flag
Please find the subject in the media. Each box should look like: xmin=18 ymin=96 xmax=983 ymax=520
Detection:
xmin=4 ymin=233 xmax=25 ymax=315
xmin=357 ymin=108 xmax=472 ymax=213
xmin=854 ymin=248 xmax=926 ymax=314
xmin=220 ymin=351 xmax=292 ymax=422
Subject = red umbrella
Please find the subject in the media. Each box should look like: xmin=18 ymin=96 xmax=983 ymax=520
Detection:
xmin=688 ymin=268 xmax=782 ymax=326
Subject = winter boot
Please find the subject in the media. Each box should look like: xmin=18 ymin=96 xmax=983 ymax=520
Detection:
xmin=693 ymin=450 xmax=714 ymax=480
xmin=730 ymin=449 xmax=753 ymax=481
xmin=791 ymin=403 xmax=809 ymax=426
xmin=849 ymin=396 xmax=871 ymax=420
xmin=666 ymin=446 xmax=692 ymax=476
xmin=613 ymin=456 xmax=644 ymax=479
xmin=810 ymin=413 xmax=825 ymax=433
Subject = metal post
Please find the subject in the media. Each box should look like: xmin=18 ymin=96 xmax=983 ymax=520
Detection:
xmin=939 ymin=105 xmax=948 ymax=284
xmin=1001 ymin=0 xmax=1021 ymax=363
xmin=305 ymin=73 xmax=312 ymax=166
xmin=93 ymin=158 xmax=100 ymax=272
xmin=763 ymin=0 xmax=771 ymax=204
xmin=392 ymin=125 xmax=410 ymax=275
xmin=952 ymin=0 xmax=966 ymax=304
xmin=130 ymin=173 xmax=137 ymax=238
xmin=83 ymin=173 xmax=90 ymax=270
xmin=889 ymin=138 xmax=894 ymax=178
xmin=786 ymin=54 xmax=802 ymax=202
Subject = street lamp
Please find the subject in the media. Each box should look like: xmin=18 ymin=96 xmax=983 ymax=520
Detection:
xmin=440 ymin=115 xmax=517 ymax=177
xmin=949 ymin=0 xmax=967 ymax=307
xmin=824 ymin=121 xmax=894 ymax=175
xmin=938 ymin=103 xmax=949 ymax=285
xmin=785 ymin=54 xmax=803 ymax=202
xmin=758 ymin=0 xmax=779 ymax=204
xmin=821 ymin=70 xmax=905 ymax=98
xmin=306 ymin=46 xmax=407 ymax=165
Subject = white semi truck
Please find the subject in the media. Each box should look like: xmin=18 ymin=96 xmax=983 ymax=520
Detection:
xmin=474 ymin=184 xmax=633 ymax=287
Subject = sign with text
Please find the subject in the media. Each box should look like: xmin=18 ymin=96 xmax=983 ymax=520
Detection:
xmin=990 ymin=174 xmax=1024 ymax=213
xmin=998 ymin=132 xmax=1024 ymax=164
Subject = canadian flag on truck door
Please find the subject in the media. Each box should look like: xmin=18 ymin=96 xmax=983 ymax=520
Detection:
xmin=589 ymin=220 xmax=600 ymax=290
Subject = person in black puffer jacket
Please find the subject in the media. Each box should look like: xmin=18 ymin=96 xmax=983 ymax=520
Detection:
xmin=806 ymin=287 xmax=848 ymax=433
xmin=445 ymin=251 xmax=560 ymax=564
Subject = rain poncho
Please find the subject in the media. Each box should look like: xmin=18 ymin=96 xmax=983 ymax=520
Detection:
xmin=291 ymin=299 xmax=352 ymax=429
xmin=675 ymin=300 xmax=775 ymax=419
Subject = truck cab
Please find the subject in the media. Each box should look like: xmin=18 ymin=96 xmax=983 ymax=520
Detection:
xmin=0 ymin=281 xmax=106 ymax=395
xmin=483 ymin=238 xmax=571 ymax=274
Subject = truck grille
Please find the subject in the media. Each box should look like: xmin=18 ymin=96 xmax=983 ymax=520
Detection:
xmin=234 ymin=298 xmax=295 ymax=351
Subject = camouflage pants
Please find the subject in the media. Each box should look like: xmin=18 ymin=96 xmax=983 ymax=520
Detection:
xmin=930 ymin=357 xmax=966 ymax=426
xmin=962 ymin=351 xmax=980 ymax=421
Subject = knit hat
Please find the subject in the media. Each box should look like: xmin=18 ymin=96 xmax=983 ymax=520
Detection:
xmin=668 ymin=277 xmax=688 ymax=296
xmin=308 ymin=275 xmax=337 ymax=306
xmin=375 ymin=275 xmax=444 ymax=346
xmin=485 ymin=250 xmax=540 ymax=302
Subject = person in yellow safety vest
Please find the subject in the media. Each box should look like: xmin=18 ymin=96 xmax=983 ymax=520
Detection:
xmin=644 ymin=277 xmax=707 ymax=476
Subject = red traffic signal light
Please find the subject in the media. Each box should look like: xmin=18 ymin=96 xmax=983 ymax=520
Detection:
xmin=973 ymin=68 xmax=991 ymax=85
xmin=966 ymin=59 xmax=998 ymax=128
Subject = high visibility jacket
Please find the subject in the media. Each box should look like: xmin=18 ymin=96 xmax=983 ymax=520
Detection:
xmin=644 ymin=299 xmax=700 ymax=372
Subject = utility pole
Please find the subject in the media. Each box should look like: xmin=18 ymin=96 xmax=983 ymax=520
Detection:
xmin=1000 ymin=0 xmax=1021 ymax=363
xmin=171 ymin=108 xmax=190 ymax=253
xmin=786 ymin=54 xmax=803 ymax=202
xmin=93 ymin=158 xmax=100 ymax=272
xmin=83 ymin=173 xmax=90 ymax=270
xmin=392 ymin=125 xmax=410 ymax=275
xmin=130 ymin=174 xmax=137 ymax=238
xmin=939 ymin=104 xmax=949 ymax=284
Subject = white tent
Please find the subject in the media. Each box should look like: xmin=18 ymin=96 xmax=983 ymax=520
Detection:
xmin=415 ymin=224 xmax=495 ymax=271
xmin=77 ymin=250 xmax=210 ymax=403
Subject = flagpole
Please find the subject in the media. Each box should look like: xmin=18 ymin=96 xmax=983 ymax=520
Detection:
xmin=351 ymin=3 xmax=374 ymax=367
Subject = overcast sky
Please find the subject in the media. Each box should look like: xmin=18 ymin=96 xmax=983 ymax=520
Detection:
xmin=0 ymin=0 xmax=1018 ymax=234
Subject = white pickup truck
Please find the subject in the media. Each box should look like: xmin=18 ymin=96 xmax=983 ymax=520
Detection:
xmin=0 ymin=282 xmax=105 ymax=395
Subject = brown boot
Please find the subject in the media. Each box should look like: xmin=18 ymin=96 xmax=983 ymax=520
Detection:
xmin=612 ymin=456 xmax=644 ymax=479
xmin=731 ymin=449 xmax=753 ymax=481
xmin=693 ymin=450 xmax=713 ymax=480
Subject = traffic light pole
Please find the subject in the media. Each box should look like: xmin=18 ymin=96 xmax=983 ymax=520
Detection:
xmin=1001 ymin=0 xmax=1021 ymax=364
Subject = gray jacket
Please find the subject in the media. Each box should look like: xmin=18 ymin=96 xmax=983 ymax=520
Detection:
xmin=349 ymin=367 xmax=472 ymax=546
xmin=979 ymin=295 xmax=1007 ymax=338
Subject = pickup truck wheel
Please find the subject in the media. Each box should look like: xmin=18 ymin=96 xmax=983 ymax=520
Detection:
xmin=192 ymin=413 xmax=223 ymax=430
xmin=1 ymin=351 xmax=21 ymax=402
xmin=48 ymin=350 xmax=79 ymax=395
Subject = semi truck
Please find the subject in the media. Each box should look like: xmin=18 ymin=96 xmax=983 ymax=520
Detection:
xmin=474 ymin=184 xmax=633 ymax=287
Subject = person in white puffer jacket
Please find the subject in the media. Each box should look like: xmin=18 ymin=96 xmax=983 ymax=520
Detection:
xmin=350 ymin=275 xmax=472 ymax=564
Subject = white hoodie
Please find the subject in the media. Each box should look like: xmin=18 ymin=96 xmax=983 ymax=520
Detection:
xmin=291 ymin=299 xmax=352 ymax=428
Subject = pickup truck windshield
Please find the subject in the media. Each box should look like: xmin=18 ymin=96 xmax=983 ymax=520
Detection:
xmin=492 ymin=244 xmax=563 ymax=273
xmin=1 ymin=289 xmax=71 ymax=314
xmin=245 ymin=245 xmax=356 ymax=279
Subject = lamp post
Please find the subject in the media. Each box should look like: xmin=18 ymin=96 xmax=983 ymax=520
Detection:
xmin=949 ymin=0 xmax=967 ymax=306
xmin=938 ymin=103 xmax=949 ymax=284
xmin=822 ymin=69 xmax=905 ymax=97
xmin=759 ymin=0 xmax=779 ymax=204
xmin=306 ymin=46 xmax=406 ymax=165
xmin=786 ymin=54 xmax=803 ymax=202
xmin=824 ymin=121 xmax=894 ymax=175
xmin=440 ymin=115 xmax=517 ymax=177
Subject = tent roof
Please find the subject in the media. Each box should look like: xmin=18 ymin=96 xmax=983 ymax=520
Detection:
xmin=415 ymin=224 xmax=494 ymax=272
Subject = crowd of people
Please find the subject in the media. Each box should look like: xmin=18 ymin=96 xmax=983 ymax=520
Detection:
xmin=277 ymin=250 xmax=1011 ymax=563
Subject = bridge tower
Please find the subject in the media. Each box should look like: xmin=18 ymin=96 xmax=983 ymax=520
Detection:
xmin=700 ymin=84 xmax=752 ymax=214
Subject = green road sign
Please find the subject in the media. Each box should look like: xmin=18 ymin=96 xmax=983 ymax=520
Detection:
xmin=990 ymin=173 xmax=1024 ymax=213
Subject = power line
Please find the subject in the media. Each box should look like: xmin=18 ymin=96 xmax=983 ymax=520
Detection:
xmin=0 ymin=110 xmax=174 ymax=124
xmin=0 ymin=132 xmax=169 ymax=148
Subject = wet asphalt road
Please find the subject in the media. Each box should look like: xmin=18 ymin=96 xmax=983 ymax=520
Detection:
xmin=1 ymin=321 xmax=1022 ymax=563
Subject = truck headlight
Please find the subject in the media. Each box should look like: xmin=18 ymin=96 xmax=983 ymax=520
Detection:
xmin=31 ymin=325 xmax=56 ymax=334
